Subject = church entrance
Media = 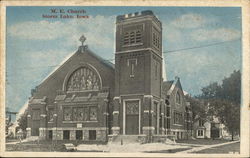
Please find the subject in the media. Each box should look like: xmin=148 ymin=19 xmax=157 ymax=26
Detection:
xmin=124 ymin=100 xmax=140 ymax=135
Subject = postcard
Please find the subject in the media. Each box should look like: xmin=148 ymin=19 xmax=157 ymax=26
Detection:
xmin=0 ymin=0 xmax=249 ymax=157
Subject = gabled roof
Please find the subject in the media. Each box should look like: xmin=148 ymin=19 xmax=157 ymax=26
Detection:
xmin=163 ymin=76 xmax=183 ymax=96
xmin=38 ymin=46 xmax=114 ymax=88
xmin=162 ymin=80 xmax=174 ymax=92
xmin=85 ymin=47 xmax=114 ymax=69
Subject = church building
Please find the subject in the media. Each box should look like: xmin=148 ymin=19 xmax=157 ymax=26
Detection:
xmin=26 ymin=10 xmax=192 ymax=142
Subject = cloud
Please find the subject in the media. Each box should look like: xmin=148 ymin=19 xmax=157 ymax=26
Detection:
xmin=171 ymin=13 xmax=207 ymax=29
xmin=8 ymin=20 xmax=69 ymax=40
xmin=191 ymin=28 xmax=241 ymax=41
xmin=8 ymin=15 xmax=115 ymax=49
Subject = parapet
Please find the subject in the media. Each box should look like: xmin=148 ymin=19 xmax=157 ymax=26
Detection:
xmin=116 ymin=10 xmax=161 ymax=25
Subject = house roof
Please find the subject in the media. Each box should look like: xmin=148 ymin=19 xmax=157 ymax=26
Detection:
xmin=162 ymin=80 xmax=174 ymax=92
xmin=162 ymin=77 xmax=182 ymax=96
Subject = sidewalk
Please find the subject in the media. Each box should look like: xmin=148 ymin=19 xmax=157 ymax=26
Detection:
xmin=177 ymin=140 xmax=240 ymax=153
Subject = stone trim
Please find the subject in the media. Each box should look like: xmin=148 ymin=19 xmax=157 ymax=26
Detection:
xmin=111 ymin=127 xmax=120 ymax=130
xmin=46 ymin=127 xmax=108 ymax=131
xmin=123 ymin=99 xmax=141 ymax=134
xmin=144 ymin=110 xmax=150 ymax=113
xmin=144 ymin=95 xmax=153 ymax=98
xmin=142 ymin=126 xmax=155 ymax=130
xmin=113 ymin=111 xmax=119 ymax=115
xmin=26 ymin=128 xmax=31 ymax=130
xmin=103 ymin=112 xmax=109 ymax=115
xmin=40 ymin=114 xmax=46 ymax=117
xmin=113 ymin=96 xmax=120 ymax=100
xmin=173 ymin=124 xmax=183 ymax=126
xmin=27 ymin=115 xmax=31 ymax=118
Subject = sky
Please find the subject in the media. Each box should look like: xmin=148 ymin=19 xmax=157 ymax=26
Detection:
xmin=6 ymin=6 xmax=242 ymax=113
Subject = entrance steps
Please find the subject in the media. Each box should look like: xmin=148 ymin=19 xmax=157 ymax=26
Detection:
xmin=24 ymin=136 xmax=39 ymax=142
xmin=109 ymin=135 xmax=140 ymax=145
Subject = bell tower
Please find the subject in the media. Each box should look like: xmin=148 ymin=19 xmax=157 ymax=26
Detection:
xmin=112 ymin=10 xmax=163 ymax=136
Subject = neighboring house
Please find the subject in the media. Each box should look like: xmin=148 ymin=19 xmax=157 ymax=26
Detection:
xmin=193 ymin=116 xmax=229 ymax=139
xmin=25 ymin=10 xmax=192 ymax=142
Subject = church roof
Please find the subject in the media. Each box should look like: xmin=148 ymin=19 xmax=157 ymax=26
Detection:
xmin=38 ymin=46 xmax=114 ymax=88
xmin=82 ymin=47 xmax=114 ymax=69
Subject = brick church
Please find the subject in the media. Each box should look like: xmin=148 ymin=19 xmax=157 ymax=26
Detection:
xmin=26 ymin=10 xmax=192 ymax=142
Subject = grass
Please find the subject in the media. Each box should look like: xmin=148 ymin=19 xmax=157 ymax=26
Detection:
xmin=6 ymin=140 xmax=107 ymax=152
xmin=194 ymin=142 xmax=240 ymax=154
xmin=176 ymin=138 xmax=230 ymax=145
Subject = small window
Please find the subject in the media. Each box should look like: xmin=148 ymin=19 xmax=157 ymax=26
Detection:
xmin=198 ymin=130 xmax=204 ymax=136
xmin=167 ymin=118 xmax=170 ymax=129
xmin=165 ymin=99 xmax=170 ymax=105
xmin=199 ymin=120 xmax=204 ymax=126
xmin=128 ymin=59 xmax=137 ymax=77
xmin=135 ymin=30 xmax=142 ymax=43
xmin=176 ymin=92 xmax=181 ymax=105
xmin=155 ymin=61 xmax=158 ymax=80
xmin=89 ymin=130 xmax=96 ymax=140
xmin=76 ymin=130 xmax=83 ymax=140
xmin=48 ymin=130 xmax=53 ymax=140
xmin=152 ymin=29 xmax=160 ymax=49
xmin=63 ymin=130 xmax=70 ymax=140
xmin=166 ymin=107 xmax=170 ymax=117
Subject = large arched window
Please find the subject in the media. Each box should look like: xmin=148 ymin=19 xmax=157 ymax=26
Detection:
xmin=66 ymin=66 xmax=101 ymax=92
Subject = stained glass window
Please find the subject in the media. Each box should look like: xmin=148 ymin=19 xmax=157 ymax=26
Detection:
xmin=89 ymin=107 xmax=97 ymax=121
xmin=66 ymin=67 xmax=100 ymax=91
xmin=72 ymin=107 xmax=78 ymax=121
xmin=126 ymin=101 xmax=139 ymax=115
xmin=174 ymin=111 xmax=182 ymax=124
xmin=48 ymin=108 xmax=54 ymax=121
xmin=176 ymin=92 xmax=181 ymax=105
xmin=63 ymin=107 xmax=71 ymax=121
xmin=32 ymin=109 xmax=40 ymax=120
xmin=76 ymin=107 xmax=88 ymax=121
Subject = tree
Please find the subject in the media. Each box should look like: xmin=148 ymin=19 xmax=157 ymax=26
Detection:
xmin=18 ymin=109 xmax=28 ymax=132
xmin=185 ymin=95 xmax=206 ymax=120
xmin=199 ymin=70 xmax=241 ymax=141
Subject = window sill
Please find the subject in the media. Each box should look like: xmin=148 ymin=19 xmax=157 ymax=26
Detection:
xmin=122 ymin=43 xmax=143 ymax=47
xmin=173 ymin=124 xmax=183 ymax=126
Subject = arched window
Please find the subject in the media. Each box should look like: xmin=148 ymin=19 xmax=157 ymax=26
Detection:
xmin=66 ymin=67 xmax=101 ymax=91
xmin=176 ymin=91 xmax=181 ymax=105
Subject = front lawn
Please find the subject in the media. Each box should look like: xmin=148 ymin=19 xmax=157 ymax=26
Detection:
xmin=176 ymin=139 xmax=230 ymax=145
xmin=6 ymin=140 xmax=107 ymax=152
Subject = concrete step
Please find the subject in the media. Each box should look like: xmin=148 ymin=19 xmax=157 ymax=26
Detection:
xmin=111 ymin=135 xmax=139 ymax=144
xmin=24 ymin=136 xmax=39 ymax=142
